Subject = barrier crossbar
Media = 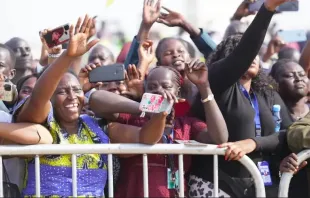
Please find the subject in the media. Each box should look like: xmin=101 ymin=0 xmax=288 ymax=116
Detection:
xmin=279 ymin=149 xmax=310 ymax=198
xmin=0 ymin=144 xmax=266 ymax=197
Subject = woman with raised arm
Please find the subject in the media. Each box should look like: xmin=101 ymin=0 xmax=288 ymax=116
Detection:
xmin=13 ymin=15 xmax=170 ymax=197
xmin=190 ymin=0 xmax=295 ymax=197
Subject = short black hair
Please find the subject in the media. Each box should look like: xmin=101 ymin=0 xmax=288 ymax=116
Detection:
xmin=38 ymin=66 xmax=78 ymax=80
xmin=155 ymin=37 xmax=189 ymax=64
xmin=278 ymin=47 xmax=300 ymax=62
xmin=0 ymin=43 xmax=16 ymax=68
xmin=270 ymin=59 xmax=298 ymax=82
xmin=16 ymin=73 xmax=40 ymax=93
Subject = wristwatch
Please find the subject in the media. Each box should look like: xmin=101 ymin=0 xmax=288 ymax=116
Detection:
xmin=201 ymin=94 xmax=214 ymax=103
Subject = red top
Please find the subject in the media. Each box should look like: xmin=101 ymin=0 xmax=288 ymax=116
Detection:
xmin=174 ymin=101 xmax=191 ymax=117
xmin=115 ymin=114 xmax=207 ymax=198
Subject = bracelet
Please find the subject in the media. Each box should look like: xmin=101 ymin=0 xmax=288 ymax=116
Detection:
xmin=201 ymin=94 xmax=214 ymax=103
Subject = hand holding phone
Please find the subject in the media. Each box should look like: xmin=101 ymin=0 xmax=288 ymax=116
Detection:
xmin=89 ymin=64 xmax=125 ymax=83
xmin=0 ymin=82 xmax=14 ymax=102
xmin=43 ymin=24 xmax=70 ymax=48
xmin=248 ymin=0 xmax=299 ymax=12
xmin=139 ymin=93 xmax=173 ymax=115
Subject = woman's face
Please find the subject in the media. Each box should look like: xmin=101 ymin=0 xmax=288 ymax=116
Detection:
xmin=18 ymin=76 xmax=37 ymax=101
xmin=52 ymin=32 xmax=61 ymax=42
xmin=245 ymin=55 xmax=260 ymax=78
xmin=88 ymin=46 xmax=114 ymax=66
xmin=97 ymin=81 xmax=127 ymax=95
xmin=158 ymin=39 xmax=190 ymax=72
xmin=277 ymin=62 xmax=309 ymax=99
xmin=52 ymin=73 xmax=84 ymax=123
xmin=145 ymin=67 xmax=179 ymax=96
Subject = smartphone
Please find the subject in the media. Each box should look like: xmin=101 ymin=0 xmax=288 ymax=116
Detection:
xmin=139 ymin=93 xmax=173 ymax=114
xmin=277 ymin=30 xmax=307 ymax=43
xmin=89 ymin=64 xmax=125 ymax=83
xmin=248 ymin=0 xmax=299 ymax=12
xmin=0 ymin=82 xmax=13 ymax=102
xmin=43 ymin=23 xmax=70 ymax=48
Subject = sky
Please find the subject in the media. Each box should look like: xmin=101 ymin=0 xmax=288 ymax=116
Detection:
xmin=0 ymin=0 xmax=309 ymax=58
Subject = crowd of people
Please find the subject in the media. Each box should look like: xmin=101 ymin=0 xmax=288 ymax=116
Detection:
xmin=0 ymin=0 xmax=310 ymax=197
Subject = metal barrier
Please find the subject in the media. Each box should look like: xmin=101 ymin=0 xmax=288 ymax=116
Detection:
xmin=279 ymin=149 xmax=310 ymax=198
xmin=0 ymin=144 xmax=266 ymax=197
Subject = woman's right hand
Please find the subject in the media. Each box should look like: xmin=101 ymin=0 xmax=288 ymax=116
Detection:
xmin=66 ymin=14 xmax=99 ymax=58
xmin=265 ymin=0 xmax=297 ymax=11
xmin=280 ymin=153 xmax=307 ymax=174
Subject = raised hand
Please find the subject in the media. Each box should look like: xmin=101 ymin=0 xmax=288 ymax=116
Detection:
xmin=67 ymin=15 xmax=99 ymax=57
xmin=185 ymin=59 xmax=209 ymax=87
xmin=142 ymin=0 xmax=162 ymax=27
xmin=138 ymin=40 xmax=155 ymax=68
xmin=157 ymin=7 xmax=185 ymax=27
xmin=122 ymin=64 xmax=144 ymax=100
xmin=78 ymin=63 xmax=102 ymax=93
xmin=232 ymin=1 xmax=256 ymax=20
xmin=265 ymin=0 xmax=298 ymax=11
xmin=263 ymin=36 xmax=285 ymax=62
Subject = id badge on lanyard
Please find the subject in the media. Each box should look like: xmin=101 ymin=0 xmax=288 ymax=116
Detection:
xmin=240 ymin=85 xmax=261 ymax=137
xmin=258 ymin=161 xmax=273 ymax=186
xmin=163 ymin=128 xmax=179 ymax=190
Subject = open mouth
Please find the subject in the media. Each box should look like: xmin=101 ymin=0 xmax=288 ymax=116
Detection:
xmin=64 ymin=103 xmax=79 ymax=113
xmin=172 ymin=60 xmax=184 ymax=67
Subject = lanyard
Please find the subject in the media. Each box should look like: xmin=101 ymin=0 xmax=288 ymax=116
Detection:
xmin=163 ymin=127 xmax=175 ymax=173
xmin=239 ymin=85 xmax=261 ymax=137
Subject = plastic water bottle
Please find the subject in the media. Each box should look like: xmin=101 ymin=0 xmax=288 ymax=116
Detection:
xmin=272 ymin=105 xmax=281 ymax=132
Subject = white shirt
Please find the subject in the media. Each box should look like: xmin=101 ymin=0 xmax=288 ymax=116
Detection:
xmin=0 ymin=111 xmax=25 ymax=190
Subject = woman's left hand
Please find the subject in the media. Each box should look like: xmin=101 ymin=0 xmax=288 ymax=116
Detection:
xmin=185 ymin=59 xmax=209 ymax=87
xmin=67 ymin=15 xmax=99 ymax=58
xmin=218 ymin=139 xmax=257 ymax=161
xmin=78 ymin=63 xmax=102 ymax=93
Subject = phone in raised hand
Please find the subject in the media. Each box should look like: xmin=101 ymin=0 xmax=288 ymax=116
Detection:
xmin=89 ymin=64 xmax=125 ymax=83
xmin=277 ymin=30 xmax=307 ymax=43
xmin=43 ymin=24 xmax=70 ymax=48
xmin=248 ymin=0 xmax=299 ymax=12
xmin=139 ymin=93 xmax=173 ymax=114
xmin=0 ymin=81 xmax=14 ymax=102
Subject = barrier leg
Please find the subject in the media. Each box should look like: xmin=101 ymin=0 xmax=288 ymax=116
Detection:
xmin=72 ymin=154 xmax=77 ymax=197
xmin=108 ymin=154 xmax=114 ymax=198
xmin=35 ymin=155 xmax=41 ymax=197
xmin=178 ymin=154 xmax=184 ymax=197
xmin=213 ymin=155 xmax=219 ymax=197
xmin=143 ymin=154 xmax=149 ymax=197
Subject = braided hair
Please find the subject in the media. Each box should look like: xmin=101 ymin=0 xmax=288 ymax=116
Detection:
xmin=206 ymin=34 xmax=276 ymax=93
xmin=147 ymin=66 xmax=182 ymax=125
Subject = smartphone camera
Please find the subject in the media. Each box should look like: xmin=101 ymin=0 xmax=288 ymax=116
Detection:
xmin=64 ymin=25 xmax=69 ymax=31
xmin=4 ymin=84 xmax=11 ymax=92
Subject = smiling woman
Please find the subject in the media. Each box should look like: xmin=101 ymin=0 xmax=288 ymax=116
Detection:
xmin=13 ymin=15 xmax=170 ymax=197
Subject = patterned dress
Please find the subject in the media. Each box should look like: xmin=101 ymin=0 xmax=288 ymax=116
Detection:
xmin=13 ymin=99 xmax=109 ymax=197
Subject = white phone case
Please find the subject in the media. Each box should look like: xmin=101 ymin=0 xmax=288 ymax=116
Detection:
xmin=139 ymin=93 xmax=173 ymax=114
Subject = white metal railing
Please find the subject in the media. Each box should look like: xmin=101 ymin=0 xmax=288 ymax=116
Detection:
xmin=0 ymin=144 xmax=266 ymax=197
xmin=278 ymin=149 xmax=310 ymax=197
